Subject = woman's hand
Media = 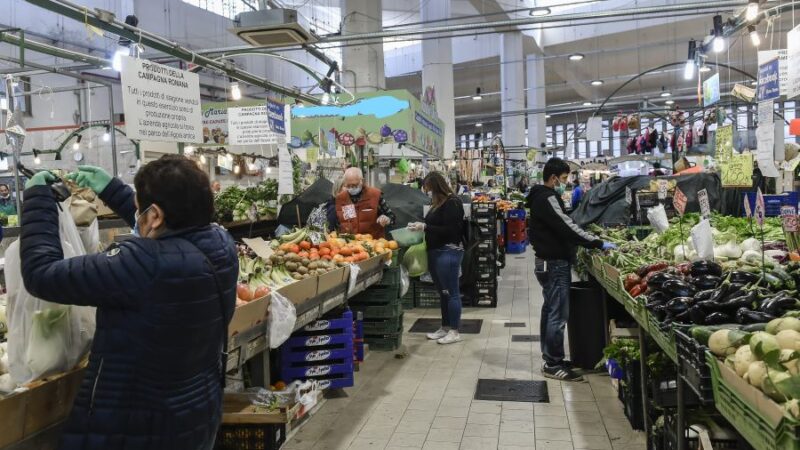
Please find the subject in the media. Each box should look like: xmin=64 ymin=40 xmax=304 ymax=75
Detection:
xmin=67 ymin=165 xmax=112 ymax=194
xmin=407 ymin=222 xmax=426 ymax=232
xmin=25 ymin=171 xmax=56 ymax=189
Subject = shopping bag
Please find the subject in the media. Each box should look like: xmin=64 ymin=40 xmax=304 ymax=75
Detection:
xmin=646 ymin=205 xmax=669 ymax=233
xmin=6 ymin=202 xmax=96 ymax=385
xmin=403 ymin=240 xmax=428 ymax=277
xmin=268 ymin=290 xmax=296 ymax=348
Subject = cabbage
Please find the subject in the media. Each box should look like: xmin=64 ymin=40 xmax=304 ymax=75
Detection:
xmin=776 ymin=330 xmax=800 ymax=351
xmin=741 ymin=238 xmax=761 ymax=252
xmin=734 ymin=345 xmax=755 ymax=377
xmin=766 ymin=317 xmax=800 ymax=335
xmin=402 ymin=241 xmax=428 ymax=277
xmin=762 ymin=370 xmax=792 ymax=402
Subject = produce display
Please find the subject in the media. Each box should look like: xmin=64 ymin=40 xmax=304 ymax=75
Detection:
xmin=472 ymin=196 xmax=516 ymax=211
xmin=214 ymin=180 xmax=278 ymax=224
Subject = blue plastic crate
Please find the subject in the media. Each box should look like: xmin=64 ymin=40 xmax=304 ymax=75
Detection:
xmin=742 ymin=192 xmax=799 ymax=217
xmin=281 ymin=345 xmax=354 ymax=364
xmin=296 ymin=310 xmax=353 ymax=335
xmin=285 ymin=333 xmax=353 ymax=348
xmin=506 ymin=209 xmax=526 ymax=219
xmin=281 ymin=361 xmax=354 ymax=379
xmin=317 ymin=374 xmax=354 ymax=389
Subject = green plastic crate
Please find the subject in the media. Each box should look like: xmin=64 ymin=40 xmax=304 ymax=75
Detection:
xmin=707 ymin=351 xmax=800 ymax=450
xmin=414 ymin=282 xmax=440 ymax=308
xmin=377 ymin=266 xmax=402 ymax=288
xmin=365 ymin=332 xmax=403 ymax=351
xmin=401 ymin=289 xmax=414 ymax=310
xmin=349 ymin=285 xmax=401 ymax=305
xmin=647 ymin=314 xmax=677 ymax=363
xmin=362 ymin=313 xmax=404 ymax=334
xmin=624 ymin=291 xmax=649 ymax=332
xmin=351 ymin=302 xmax=403 ymax=319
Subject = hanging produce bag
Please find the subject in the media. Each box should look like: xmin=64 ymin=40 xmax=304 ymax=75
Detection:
xmin=268 ymin=290 xmax=296 ymax=348
xmin=691 ymin=219 xmax=715 ymax=261
xmin=6 ymin=202 xmax=96 ymax=385
xmin=403 ymin=240 xmax=428 ymax=277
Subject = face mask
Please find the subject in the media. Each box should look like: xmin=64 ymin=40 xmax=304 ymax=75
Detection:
xmin=426 ymin=191 xmax=433 ymax=199
xmin=0 ymin=194 xmax=8 ymax=199
xmin=554 ymin=181 xmax=566 ymax=195
xmin=347 ymin=185 xmax=362 ymax=196
xmin=133 ymin=205 xmax=154 ymax=238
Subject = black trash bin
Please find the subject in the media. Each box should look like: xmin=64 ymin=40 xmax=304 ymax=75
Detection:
xmin=567 ymin=281 xmax=606 ymax=370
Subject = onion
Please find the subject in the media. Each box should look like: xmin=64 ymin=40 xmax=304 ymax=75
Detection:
xmin=237 ymin=283 xmax=253 ymax=302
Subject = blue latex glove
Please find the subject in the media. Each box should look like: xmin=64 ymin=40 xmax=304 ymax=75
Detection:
xmin=25 ymin=171 xmax=56 ymax=189
xmin=602 ymin=242 xmax=617 ymax=250
xmin=66 ymin=165 xmax=112 ymax=194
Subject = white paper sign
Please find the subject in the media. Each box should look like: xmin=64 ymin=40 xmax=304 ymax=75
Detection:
xmin=758 ymin=49 xmax=789 ymax=95
xmin=757 ymin=123 xmax=780 ymax=177
xmin=586 ymin=117 xmax=602 ymax=142
xmin=697 ymin=189 xmax=710 ymax=219
xmin=278 ymin=146 xmax=294 ymax=195
xmin=657 ymin=180 xmax=668 ymax=200
xmin=120 ymin=56 xmax=202 ymax=143
xmin=788 ymin=25 xmax=800 ymax=99
xmin=228 ymin=105 xmax=285 ymax=145
xmin=758 ymin=100 xmax=774 ymax=124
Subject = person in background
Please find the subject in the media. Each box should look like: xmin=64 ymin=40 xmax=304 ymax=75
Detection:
xmin=570 ymin=171 xmax=583 ymax=210
xmin=527 ymin=157 xmax=616 ymax=381
xmin=22 ymin=156 xmax=237 ymax=449
xmin=516 ymin=177 xmax=529 ymax=193
xmin=0 ymin=184 xmax=16 ymax=215
xmin=408 ymin=172 xmax=465 ymax=345
xmin=650 ymin=161 xmax=666 ymax=176
xmin=330 ymin=167 xmax=395 ymax=238
xmin=211 ymin=180 xmax=222 ymax=194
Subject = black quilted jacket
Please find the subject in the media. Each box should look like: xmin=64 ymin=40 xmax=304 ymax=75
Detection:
xmin=20 ymin=178 xmax=238 ymax=450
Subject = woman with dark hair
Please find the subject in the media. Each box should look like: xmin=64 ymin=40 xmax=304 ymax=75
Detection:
xmin=407 ymin=171 xmax=465 ymax=344
xmin=21 ymin=155 xmax=238 ymax=450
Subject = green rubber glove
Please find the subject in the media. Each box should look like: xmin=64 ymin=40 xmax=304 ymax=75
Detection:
xmin=25 ymin=171 xmax=56 ymax=189
xmin=67 ymin=165 xmax=112 ymax=194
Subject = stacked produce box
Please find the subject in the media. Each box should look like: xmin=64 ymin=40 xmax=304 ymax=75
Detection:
xmin=472 ymin=202 xmax=499 ymax=307
xmin=279 ymin=309 xmax=355 ymax=390
xmin=349 ymin=267 xmax=404 ymax=351
xmin=505 ymin=208 xmax=528 ymax=254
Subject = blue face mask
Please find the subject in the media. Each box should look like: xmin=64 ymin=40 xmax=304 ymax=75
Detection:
xmin=133 ymin=205 xmax=153 ymax=238
xmin=554 ymin=181 xmax=566 ymax=195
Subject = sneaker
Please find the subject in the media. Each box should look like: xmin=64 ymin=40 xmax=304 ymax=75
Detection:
xmin=427 ymin=328 xmax=448 ymax=340
xmin=437 ymin=330 xmax=462 ymax=345
xmin=542 ymin=364 xmax=584 ymax=382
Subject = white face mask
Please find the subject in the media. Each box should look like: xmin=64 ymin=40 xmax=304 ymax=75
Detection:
xmin=426 ymin=191 xmax=433 ymax=199
xmin=347 ymin=185 xmax=362 ymax=196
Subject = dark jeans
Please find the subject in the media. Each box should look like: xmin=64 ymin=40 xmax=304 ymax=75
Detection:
xmin=535 ymin=258 xmax=571 ymax=367
xmin=428 ymin=247 xmax=464 ymax=330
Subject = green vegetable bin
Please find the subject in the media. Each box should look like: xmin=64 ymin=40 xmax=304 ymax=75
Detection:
xmin=646 ymin=314 xmax=677 ymax=363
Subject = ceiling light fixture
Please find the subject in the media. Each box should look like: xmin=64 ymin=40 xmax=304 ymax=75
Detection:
xmin=476 ymin=122 xmax=483 ymax=127
xmin=590 ymin=80 xmax=604 ymax=86
xmin=545 ymin=114 xmax=551 ymax=119
xmin=199 ymin=153 xmax=207 ymax=165
xmin=582 ymin=101 xmax=593 ymax=106
xmin=472 ymin=87 xmax=482 ymax=101
xmin=660 ymin=91 xmax=671 ymax=98
xmin=72 ymin=134 xmax=82 ymax=151
xmin=102 ymin=125 xmax=111 ymax=142
xmin=746 ymin=0 xmax=759 ymax=21
xmin=749 ymin=25 xmax=761 ymax=47
xmin=699 ymin=65 xmax=711 ymax=73
xmin=529 ymin=7 xmax=551 ymax=16
xmin=665 ymin=100 xmax=675 ymax=105
xmin=713 ymin=15 xmax=726 ymax=53
xmin=569 ymin=53 xmax=585 ymax=61
xmin=33 ymin=149 xmax=41 ymax=165
xmin=684 ymin=39 xmax=697 ymax=80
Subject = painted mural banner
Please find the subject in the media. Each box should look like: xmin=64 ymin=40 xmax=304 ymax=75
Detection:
xmin=289 ymin=90 xmax=444 ymax=159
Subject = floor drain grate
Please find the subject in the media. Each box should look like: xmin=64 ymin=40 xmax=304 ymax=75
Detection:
xmin=514 ymin=256 xmax=526 ymax=260
xmin=474 ymin=379 xmax=549 ymax=403
xmin=504 ymin=322 xmax=526 ymax=328
xmin=511 ymin=335 xmax=540 ymax=342
xmin=409 ymin=318 xmax=483 ymax=334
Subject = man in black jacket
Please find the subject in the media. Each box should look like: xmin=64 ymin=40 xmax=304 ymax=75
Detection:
xmin=527 ymin=157 xmax=615 ymax=381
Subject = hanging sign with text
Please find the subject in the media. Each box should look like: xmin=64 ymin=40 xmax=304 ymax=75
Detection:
xmin=697 ymin=189 xmax=711 ymax=219
xmin=673 ymin=187 xmax=687 ymax=216
xmin=228 ymin=105 xmax=285 ymax=145
xmin=120 ymin=55 xmax=202 ymax=143
xmin=757 ymin=58 xmax=781 ymax=102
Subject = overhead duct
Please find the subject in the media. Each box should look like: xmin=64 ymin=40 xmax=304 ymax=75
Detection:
xmin=232 ymin=9 xmax=318 ymax=47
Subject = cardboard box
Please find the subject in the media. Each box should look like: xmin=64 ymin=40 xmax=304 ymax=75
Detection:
xmin=356 ymin=254 xmax=384 ymax=276
xmin=715 ymin=358 xmax=784 ymax=428
xmin=0 ymin=366 xmax=86 ymax=448
xmin=228 ymin=295 xmax=270 ymax=338
xmin=317 ymin=267 xmax=347 ymax=296
xmin=277 ymin=276 xmax=318 ymax=307
xmin=221 ymin=389 xmax=322 ymax=425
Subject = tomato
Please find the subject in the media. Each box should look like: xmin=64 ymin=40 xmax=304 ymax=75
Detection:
xmin=319 ymin=248 xmax=331 ymax=256
xmin=310 ymin=253 xmax=320 ymax=261
xmin=322 ymin=254 xmax=332 ymax=260
xmin=237 ymin=283 xmax=253 ymax=302
xmin=299 ymin=241 xmax=311 ymax=250
xmin=290 ymin=244 xmax=300 ymax=254
xmin=297 ymin=251 xmax=309 ymax=258
xmin=319 ymin=242 xmax=331 ymax=250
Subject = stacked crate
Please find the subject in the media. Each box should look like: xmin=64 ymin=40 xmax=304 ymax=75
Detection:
xmin=505 ymin=209 xmax=527 ymax=254
xmin=279 ymin=309 xmax=354 ymax=390
xmin=472 ymin=203 xmax=498 ymax=307
xmin=349 ymin=267 xmax=404 ymax=351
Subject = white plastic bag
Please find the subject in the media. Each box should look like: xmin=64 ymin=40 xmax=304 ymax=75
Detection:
xmin=347 ymin=263 xmax=361 ymax=295
xmin=399 ymin=265 xmax=410 ymax=298
xmin=77 ymin=219 xmax=100 ymax=254
xmin=6 ymin=203 xmax=96 ymax=385
xmin=268 ymin=291 xmax=296 ymax=348
xmin=691 ymin=219 xmax=715 ymax=261
xmin=647 ymin=205 xmax=670 ymax=233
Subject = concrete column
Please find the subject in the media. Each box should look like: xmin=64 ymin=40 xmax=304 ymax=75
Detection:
xmin=526 ymin=53 xmax=547 ymax=151
xmin=421 ymin=0 xmax=455 ymax=159
xmin=340 ymin=0 xmax=385 ymax=92
xmin=501 ymin=32 xmax=526 ymax=152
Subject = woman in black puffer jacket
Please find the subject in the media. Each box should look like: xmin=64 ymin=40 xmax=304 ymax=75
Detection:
xmin=20 ymin=155 xmax=238 ymax=450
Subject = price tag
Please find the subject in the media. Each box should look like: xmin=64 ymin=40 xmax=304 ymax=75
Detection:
xmin=783 ymin=214 xmax=799 ymax=232
xmin=697 ymin=189 xmax=711 ymax=218
xmin=625 ymin=186 xmax=632 ymax=205
xmin=657 ymin=180 xmax=668 ymax=200
xmin=743 ymin=194 xmax=753 ymax=218
xmin=755 ymin=188 xmax=766 ymax=227
xmin=342 ymin=204 xmax=357 ymax=220
xmin=673 ymin=187 xmax=687 ymax=216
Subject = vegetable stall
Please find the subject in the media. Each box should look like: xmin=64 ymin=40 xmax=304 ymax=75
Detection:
xmin=579 ymin=209 xmax=800 ymax=450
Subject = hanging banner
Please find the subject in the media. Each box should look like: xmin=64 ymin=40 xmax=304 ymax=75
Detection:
xmin=228 ymin=105 xmax=285 ymax=145
xmin=120 ymin=55 xmax=203 ymax=143
xmin=755 ymin=188 xmax=766 ymax=227
xmin=267 ymin=97 xmax=286 ymax=134
xmin=721 ymin=153 xmax=754 ymax=187
xmin=703 ymin=73 xmax=720 ymax=107
xmin=673 ymin=187 xmax=687 ymax=216
xmin=278 ymin=147 xmax=294 ymax=195
xmin=714 ymin=124 xmax=733 ymax=163
xmin=757 ymin=58 xmax=781 ymax=102
xmin=758 ymin=50 xmax=789 ymax=95
xmin=586 ymin=116 xmax=602 ymax=141
xmin=788 ymin=24 xmax=800 ymax=99
xmin=758 ymin=100 xmax=774 ymax=125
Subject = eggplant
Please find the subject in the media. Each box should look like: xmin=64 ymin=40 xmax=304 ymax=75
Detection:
xmin=691 ymin=260 xmax=723 ymax=278
xmin=704 ymin=312 xmax=733 ymax=325
xmin=648 ymin=304 xmax=668 ymax=322
xmin=759 ymin=295 xmax=798 ymax=316
xmin=662 ymin=279 xmax=697 ymax=299
xmin=721 ymin=283 xmax=745 ymax=301
xmin=735 ymin=307 xmax=776 ymax=324
xmin=721 ymin=291 xmax=758 ymax=311
xmin=697 ymin=299 xmax=725 ymax=313
xmin=665 ymin=297 xmax=693 ymax=315
xmin=674 ymin=310 xmax=692 ymax=323
xmin=693 ymin=289 xmax=716 ymax=302
xmin=646 ymin=291 xmax=670 ymax=306
xmin=728 ymin=271 xmax=759 ymax=285
xmin=688 ymin=305 xmax=706 ymax=324
xmin=693 ymin=275 xmax=721 ymax=291
xmin=771 ymin=266 xmax=796 ymax=290
xmin=647 ymin=272 xmax=679 ymax=292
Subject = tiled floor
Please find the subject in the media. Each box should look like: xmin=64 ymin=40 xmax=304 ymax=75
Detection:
xmin=284 ymin=250 xmax=647 ymax=450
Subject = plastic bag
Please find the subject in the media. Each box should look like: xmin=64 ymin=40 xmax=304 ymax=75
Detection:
xmin=268 ymin=291 xmax=296 ymax=348
xmin=691 ymin=219 xmax=715 ymax=261
xmin=403 ymin=240 xmax=428 ymax=277
xmin=347 ymin=262 xmax=361 ymax=295
xmin=399 ymin=265 xmax=410 ymax=297
xmin=647 ymin=205 xmax=669 ymax=233
xmin=77 ymin=219 xmax=100 ymax=254
xmin=6 ymin=203 xmax=96 ymax=385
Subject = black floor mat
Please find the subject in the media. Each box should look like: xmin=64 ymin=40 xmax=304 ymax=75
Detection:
xmin=474 ymin=379 xmax=549 ymax=403
xmin=504 ymin=322 xmax=526 ymax=328
xmin=408 ymin=318 xmax=483 ymax=334
xmin=511 ymin=335 xmax=540 ymax=342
